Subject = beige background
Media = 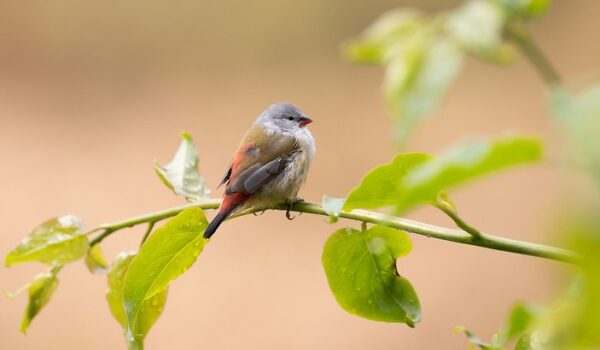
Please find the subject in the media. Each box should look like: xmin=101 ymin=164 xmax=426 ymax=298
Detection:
xmin=1 ymin=1 xmax=598 ymax=349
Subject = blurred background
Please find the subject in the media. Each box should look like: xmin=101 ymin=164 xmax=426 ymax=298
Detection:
xmin=1 ymin=0 xmax=599 ymax=349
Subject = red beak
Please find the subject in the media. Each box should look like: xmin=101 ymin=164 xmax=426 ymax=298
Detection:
xmin=299 ymin=116 xmax=312 ymax=127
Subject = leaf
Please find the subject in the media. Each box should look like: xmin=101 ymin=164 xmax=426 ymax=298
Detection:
xmin=322 ymin=196 xmax=346 ymax=223
xmin=343 ymin=9 xmax=463 ymax=144
xmin=19 ymin=267 xmax=60 ymax=333
xmin=550 ymin=85 xmax=600 ymax=183
xmin=322 ymin=225 xmax=420 ymax=326
xmin=384 ymin=35 xmax=464 ymax=143
xmin=397 ymin=135 xmax=543 ymax=212
xmin=493 ymin=302 xmax=539 ymax=346
xmin=122 ymin=207 xmax=208 ymax=344
xmin=5 ymin=215 xmax=89 ymax=267
xmin=447 ymin=0 xmax=505 ymax=53
xmin=344 ymin=153 xmax=431 ymax=210
xmin=154 ymin=132 xmax=210 ymax=202
xmin=343 ymin=9 xmax=424 ymax=65
xmin=496 ymin=0 xmax=550 ymax=18
xmin=85 ymin=244 xmax=109 ymax=274
xmin=515 ymin=332 xmax=546 ymax=350
xmin=107 ymin=251 xmax=167 ymax=349
xmin=454 ymin=326 xmax=503 ymax=350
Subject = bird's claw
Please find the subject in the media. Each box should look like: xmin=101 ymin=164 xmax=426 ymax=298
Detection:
xmin=285 ymin=198 xmax=304 ymax=220
xmin=286 ymin=208 xmax=296 ymax=220
xmin=253 ymin=210 xmax=267 ymax=216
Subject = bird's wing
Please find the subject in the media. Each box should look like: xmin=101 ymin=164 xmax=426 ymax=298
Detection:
xmin=222 ymin=128 xmax=296 ymax=194
xmin=226 ymin=157 xmax=287 ymax=194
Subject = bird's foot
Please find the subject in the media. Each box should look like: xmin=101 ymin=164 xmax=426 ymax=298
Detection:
xmin=285 ymin=198 xmax=304 ymax=220
xmin=252 ymin=210 xmax=267 ymax=216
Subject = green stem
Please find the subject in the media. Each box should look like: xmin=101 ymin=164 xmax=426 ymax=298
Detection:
xmin=435 ymin=201 xmax=483 ymax=240
xmin=140 ymin=222 xmax=156 ymax=247
xmin=89 ymin=199 xmax=577 ymax=264
xmin=506 ymin=25 xmax=561 ymax=85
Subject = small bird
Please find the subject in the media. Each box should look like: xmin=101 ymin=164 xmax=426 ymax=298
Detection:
xmin=203 ymin=102 xmax=316 ymax=239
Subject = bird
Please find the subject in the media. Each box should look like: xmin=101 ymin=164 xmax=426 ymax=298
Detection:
xmin=203 ymin=102 xmax=316 ymax=239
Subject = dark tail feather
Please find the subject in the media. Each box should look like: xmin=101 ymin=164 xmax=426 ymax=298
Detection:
xmin=204 ymin=210 xmax=232 ymax=239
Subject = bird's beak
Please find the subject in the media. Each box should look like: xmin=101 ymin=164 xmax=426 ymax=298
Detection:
xmin=298 ymin=116 xmax=312 ymax=127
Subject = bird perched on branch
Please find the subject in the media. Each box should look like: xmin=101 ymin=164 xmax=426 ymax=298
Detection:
xmin=204 ymin=102 xmax=316 ymax=239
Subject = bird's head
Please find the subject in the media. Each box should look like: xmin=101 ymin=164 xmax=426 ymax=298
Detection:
xmin=255 ymin=102 xmax=313 ymax=133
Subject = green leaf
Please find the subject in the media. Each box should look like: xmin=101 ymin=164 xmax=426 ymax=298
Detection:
xmin=5 ymin=215 xmax=89 ymax=267
xmin=397 ymin=135 xmax=543 ymax=212
xmin=493 ymin=302 xmax=538 ymax=346
xmin=85 ymin=244 xmax=109 ymax=274
xmin=322 ymin=196 xmax=346 ymax=223
xmin=322 ymin=225 xmax=420 ymax=326
xmin=550 ymin=85 xmax=600 ymax=183
xmin=496 ymin=0 xmax=550 ymax=18
xmin=154 ymin=132 xmax=210 ymax=202
xmin=454 ymin=326 xmax=503 ymax=350
xmin=343 ymin=9 xmax=424 ymax=65
xmin=344 ymin=153 xmax=431 ymax=210
xmin=515 ymin=332 xmax=546 ymax=350
xmin=18 ymin=267 xmax=60 ymax=333
xmin=447 ymin=0 xmax=505 ymax=53
xmin=122 ymin=207 xmax=208 ymax=344
xmin=107 ymin=251 xmax=167 ymax=349
xmin=344 ymin=9 xmax=463 ymax=143
xmin=384 ymin=35 xmax=464 ymax=143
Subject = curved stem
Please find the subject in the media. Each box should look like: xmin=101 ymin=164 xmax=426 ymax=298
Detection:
xmin=435 ymin=201 xmax=482 ymax=240
xmin=505 ymin=25 xmax=561 ymax=85
xmin=90 ymin=199 xmax=578 ymax=264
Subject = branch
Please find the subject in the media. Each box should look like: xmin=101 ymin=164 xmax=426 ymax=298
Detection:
xmin=505 ymin=25 xmax=561 ymax=85
xmin=89 ymin=199 xmax=578 ymax=264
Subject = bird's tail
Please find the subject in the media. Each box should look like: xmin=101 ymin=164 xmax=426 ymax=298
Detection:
xmin=203 ymin=192 xmax=247 ymax=239
xmin=203 ymin=210 xmax=231 ymax=239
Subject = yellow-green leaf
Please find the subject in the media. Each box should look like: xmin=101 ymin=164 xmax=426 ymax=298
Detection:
xmin=154 ymin=132 xmax=210 ymax=202
xmin=5 ymin=215 xmax=88 ymax=267
xmin=344 ymin=153 xmax=431 ymax=210
xmin=85 ymin=244 xmax=109 ymax=274
xmin=122 ymin=207 xmax=208 ymax=345
xmin=107 ymin=251 xmax=167 ymax=349
xmin=19 ymin=267 xmax=60 ymax=333
xmin=396 ymin=135 xmax=543 ymax=212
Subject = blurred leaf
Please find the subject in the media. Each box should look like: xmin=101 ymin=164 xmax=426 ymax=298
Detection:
xmin=322 ymin=225 xmax=420 ymax=326
xmin=322 ymin=196 xmax=346 ymax=223
xmin=384 ymin=35 xmax=464 ymax=143
xmin=18 ymin=267 xmax=60 ymax=333
xmin=344 ymin=153 xmax=431 ymax=210
xmin=122 ymin=207 xmax=208 ymax=344
xmin=493 ymin=302 xmax=539 ymax=346
xmin=396 ymin=135 xmax=543 ymax=212
xmin=155 ymin=132 xmax=210 ymax=202
xmin=85 ymin=244 xmax=109 ymax=274
xmin=343 ymin=9 xmax=424 ymax=65
xmin=447 ymin=0 xmax=506 ymax=54
xmin=5 ymin=216 xmax=89 ymax=267
xmin=496 ymin=0 xmax=550 ymax=18
xmin=344 ymin=9 xmax=463 ymax=144
xmin=454 ymin=326 xmax=504 ymax=350
xmin=515 ymin=332 xmax=547 ymax=350
xmin=107 ymin=251 xmax=167 ymax=349
xmin=550 ymin=85 xmax=600 ymax=183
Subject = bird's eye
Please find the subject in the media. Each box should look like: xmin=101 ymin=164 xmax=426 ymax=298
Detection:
xmin=287 ymin=116 xmax=294 ymax=121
